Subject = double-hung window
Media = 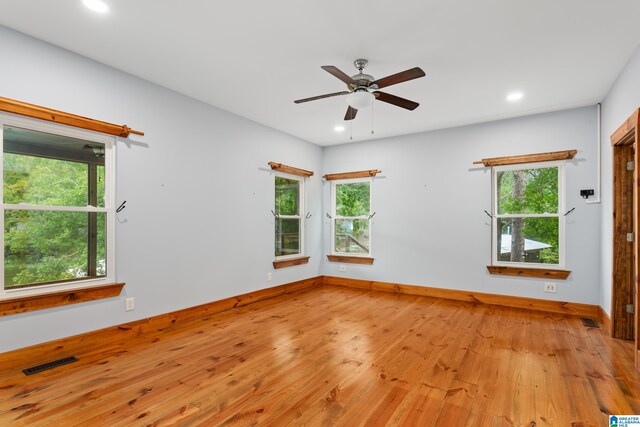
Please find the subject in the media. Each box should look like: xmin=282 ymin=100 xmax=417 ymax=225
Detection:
xmin=492 ymin=161 xmax=564 ymax=268
xmin=331 ymin=178 xmax=371 ymax=256
xmin=1 ymin=114 xmax=116 ymax=297
xmin=274 ymin=173 xmax=304 ymax=259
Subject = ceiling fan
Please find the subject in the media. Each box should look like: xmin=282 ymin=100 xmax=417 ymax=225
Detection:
xmin=294 ymin=59 xmax=426 ymax=121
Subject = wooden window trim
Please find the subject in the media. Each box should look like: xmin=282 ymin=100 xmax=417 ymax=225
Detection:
xmin=327 ymin=255 xmax=374 ymax=265
xmin=473 ymin=150 xmax=577 ymax=167
xmin=273 ymin=256 xmax=310 ymax=269
xmin=0 ymin=96 xmax=143 ymax=138
xmin=323 ymin=169 xmax=381 ymax=181
xmin=486 ymin=266 xmax=570 ymax=280
xmin=0 ymin=283 xmax=125 ymax=316
xmin=268 ymin=162 xmax=313 ymax=178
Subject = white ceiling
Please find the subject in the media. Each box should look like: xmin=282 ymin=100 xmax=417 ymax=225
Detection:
xmin=0 ymin=0 xmax=639 ymax=146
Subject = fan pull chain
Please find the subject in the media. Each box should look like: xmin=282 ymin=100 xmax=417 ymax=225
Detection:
xmin=371 ymin=96 xmax=375 ymax=135
xmin=350 ymin=119 xmax=353 ymax=140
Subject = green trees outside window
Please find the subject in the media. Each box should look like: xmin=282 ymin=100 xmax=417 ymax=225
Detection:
xmin=333 ymin=181 xmax=371 ymax=254
xmin=3 ymin=126 xmax=107 ymax=289
xmin=495 ymin=166 xmax=561 ymax=265
xmin=274 ymin=176 xmax=302 ymax=258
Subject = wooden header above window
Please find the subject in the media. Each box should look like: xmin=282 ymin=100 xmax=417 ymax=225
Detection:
xmin=323 ymin=169 xmax=381 ymax=181
xmin=0 ymin=96 xmax=144 ymax=138
xmin=268 ymin=162 xmax=313 ymax=177
xmin=473 ymin=150 xmax=577 ymax=167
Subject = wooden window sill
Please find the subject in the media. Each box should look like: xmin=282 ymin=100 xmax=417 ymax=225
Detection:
xmin=0 ymin=283 xmax=125 ymax=316
xmin=487 ymin=266 xmax=570 ymax=280
xmin=327 ymin=255 xmax=374 ymax=265
xmin=273 ymin=256 xmax=310 ymax=269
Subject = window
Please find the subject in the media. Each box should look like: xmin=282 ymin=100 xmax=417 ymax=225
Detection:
xmin=331 ymin=179 xmax=371 ymax=256
xmin=1 ymin=114 xmax=115 ymax=297
xmin=274 ymin=173 xmax=304 ymax=259
xmin=492 ymin=161 xmax=564 ymax=268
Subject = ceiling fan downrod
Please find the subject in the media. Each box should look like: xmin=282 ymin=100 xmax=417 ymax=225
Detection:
xmin=354 ymin=58 xmax=368 ymax=73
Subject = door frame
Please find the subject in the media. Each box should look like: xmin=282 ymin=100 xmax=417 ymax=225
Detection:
xmin=611 ymin=108 xmax=640 ymax=369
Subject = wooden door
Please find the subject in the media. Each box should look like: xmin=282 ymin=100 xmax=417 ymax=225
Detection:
xmin=612 ymin=143 xmax=635 ymax=340
xmin=611 ymin=108 xmax=640 ymax=369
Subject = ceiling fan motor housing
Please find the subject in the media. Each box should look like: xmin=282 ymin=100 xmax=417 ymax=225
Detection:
xmin=351 ymin=74 xmax=377 ymax=90
xmin=351 ymin=59 xmax=377 ymax=90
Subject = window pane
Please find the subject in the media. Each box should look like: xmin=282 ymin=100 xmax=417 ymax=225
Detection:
xmin=96 ymin=211 xmax=107 ymax=276
xmin=275 ymin=177 xmax=299 ymax=216
xmin=3 ymin=126 xmax=105 ymax=207
xmin=4 ymin=210 xmax=106 ymax=289
xmin=336 ymin=182 xmax=370 ymax=217
xmin=335 ymin=219 xmax=369 ymax=254
xmin=97 ymin=165 xmax=106 ymax=208
xmin=275 ymin=218 xmax=300 ymax=257
xmin=497 ymin=167 xmax=558 ymax=215
xmin=497 ymin=217 xmax=559 ymax=264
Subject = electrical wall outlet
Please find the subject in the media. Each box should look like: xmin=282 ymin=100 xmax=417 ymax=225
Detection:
xmin=339 ymin=264 xmax=347 ymax=272
xmin=125 ymin=297 xmax=135 ymax=311
xmin=544 ymin=282 xmax=557 ymax=293
xmin=267 ymin=272 xmax=272 ymax=281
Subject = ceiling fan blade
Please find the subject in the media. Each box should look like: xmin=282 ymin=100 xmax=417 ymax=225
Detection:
xmin=372 ymin=67 xmax=426 ymax=89
xmin=344 ymin=106 xmax=358 ymax=121
xmin=321 ymin=66 xmax=357 ymax=88
xmin=294 ymin=91 xmax=350 ymax=104
xmin=374 ymin=91 xmax=419 ymax=110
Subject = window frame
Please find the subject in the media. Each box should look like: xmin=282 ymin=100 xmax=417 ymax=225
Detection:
xmin=491 ymin=160 xmax=565 ymax=269
xmin=0 ymin=112 xmax=117 ymax=299
xmin=274 ymin=171 xmax=305 ymax=261
xmin=331 ymin=177 xmax=373 ymax=257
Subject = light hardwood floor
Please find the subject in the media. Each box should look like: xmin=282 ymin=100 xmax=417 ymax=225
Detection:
xmin=1 ymin=285 xmax=638 ymax=426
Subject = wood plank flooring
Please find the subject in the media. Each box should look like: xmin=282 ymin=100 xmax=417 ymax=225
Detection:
xmin=0 ymin=285 xmax=638 ymax=426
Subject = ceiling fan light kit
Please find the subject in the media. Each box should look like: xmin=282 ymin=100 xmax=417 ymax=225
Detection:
xmin=294 ymin=58 xmax=426 ymax=122
xmin=347 ymin=90 xmax=374 ymax=109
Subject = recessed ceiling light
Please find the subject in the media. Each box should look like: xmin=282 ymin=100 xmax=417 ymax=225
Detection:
xmin=83 ymin=0 xmax=109 ymax=13
xmin=506 ymin=92 xmax=524 ymax=102
xmin=334 ymin=125 xmax=345 ymax=132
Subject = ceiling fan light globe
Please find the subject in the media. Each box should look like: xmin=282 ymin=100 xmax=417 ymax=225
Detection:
xmin=347 ymin=91 xmax=374 ymax=109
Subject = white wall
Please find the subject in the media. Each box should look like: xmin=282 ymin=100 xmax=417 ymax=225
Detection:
xmin=322 ymin=107 xmax=601 ymax=304
xmin=0 ymin=26 xmax=323 ymax=352
xmin=600 ymin=45 xmax=640 ymax=315
xmin=0 ymin=23 xmax=627 ymax=353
